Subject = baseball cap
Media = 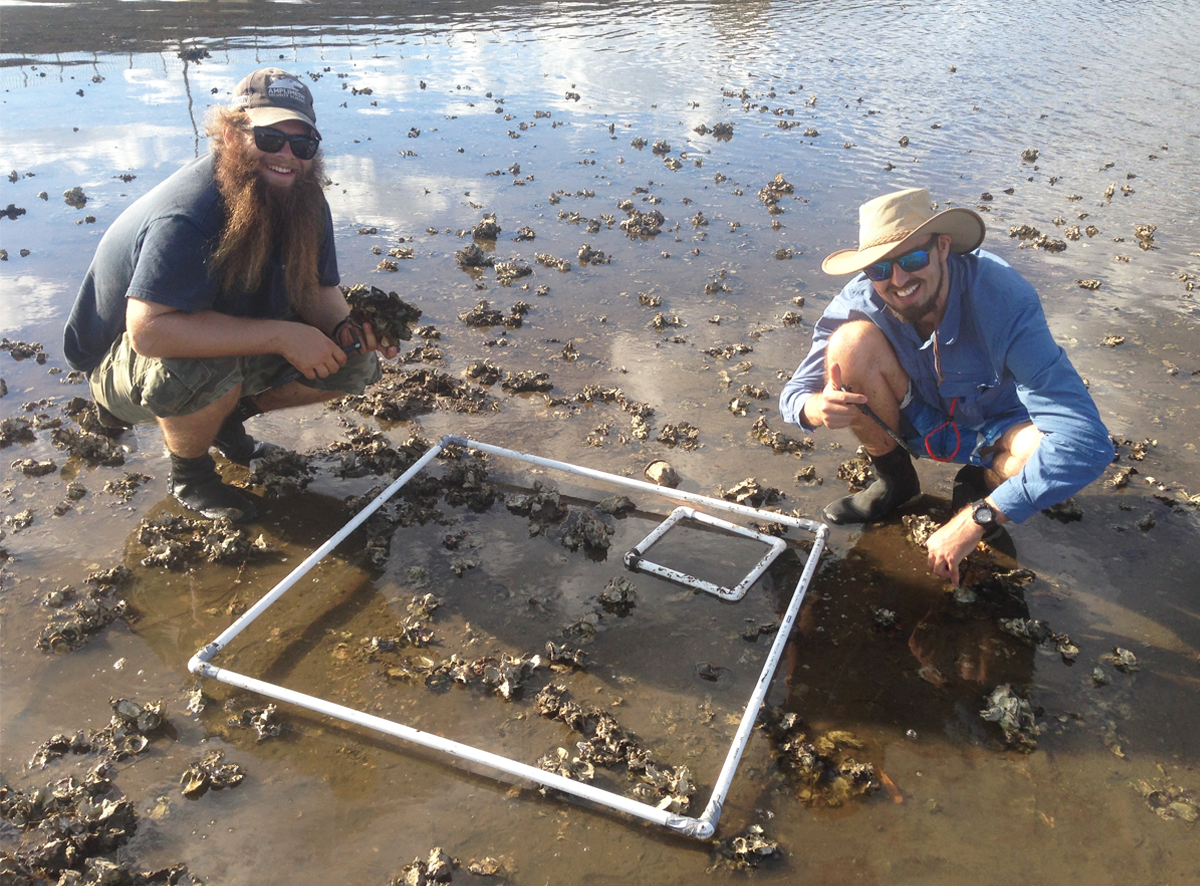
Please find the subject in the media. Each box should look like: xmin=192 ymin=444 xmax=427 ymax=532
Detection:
xmin=230 ymin=68 xmax=320 ymax=136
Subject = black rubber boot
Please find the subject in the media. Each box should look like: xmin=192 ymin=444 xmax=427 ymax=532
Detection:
xmin=951 ymin=464 xmax=989 ymax=513
xmin=213 ymin=398 xmax=282 ymax=466
xmin=823 ymin=446 xmax=921 ymax=525
xmin=169 ymin=452 xmax=258 ymax=522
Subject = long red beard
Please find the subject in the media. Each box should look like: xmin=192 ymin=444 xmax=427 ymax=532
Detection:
xmin=210 ymin=136 xmax=327 ymax=315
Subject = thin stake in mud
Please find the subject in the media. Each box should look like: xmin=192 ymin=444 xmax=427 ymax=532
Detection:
xmin=837 ymin=382 xmax=919 ymax=458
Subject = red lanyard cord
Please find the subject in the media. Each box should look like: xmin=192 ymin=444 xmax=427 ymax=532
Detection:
xmin=924 ymin=396 xmax=961 ymax=462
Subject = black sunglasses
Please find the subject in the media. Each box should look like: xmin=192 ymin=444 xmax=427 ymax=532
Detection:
xmin=248 ymin=126 xmax=321 ymax=160
xmin=863 ymin=241 xmax=937 ymax=282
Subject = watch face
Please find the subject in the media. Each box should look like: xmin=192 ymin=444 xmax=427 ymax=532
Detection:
xmin=973 ymin=503 xmax=993 ymax=525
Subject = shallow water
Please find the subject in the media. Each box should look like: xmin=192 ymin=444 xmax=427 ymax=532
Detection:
xmin=2 ymin=1 xmax=1200 ymax=883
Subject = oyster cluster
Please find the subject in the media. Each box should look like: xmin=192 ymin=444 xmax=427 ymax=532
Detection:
xmin=559 ymin=508 xmax=614 ymax=553
xmin=0 ymin=766 xmax=201 ymax=885
xmin=36 ymin=565 xmax=131 ymax=653
xmin=757 ymin=173 xmax=794 ymax=215
xmin=50 ymin=426 xmax=125 ymax=466
xmin=619 ymin=208 xmax=664 ymax=238
xmin=425 ymin=651 xmax=543 ymax=700
xmin=392 ymin=847 xmax=456 ymax=886
xmin=998 ymin=617 xmax=1079 ymax=662
xmin=500 ymin=370 xmax=552 ymax=393
xmin=750 ymin=416 xmax=814 ymax=455
xmin=458 ymin=299 xmax=530 ymax=329
xmin=136 ymin=515 xmax=265 ymax=569
xmin=759 ymin=708 xmax=881 ymax=806
xmin=505 ymin=481 xmax=567 ymax=533
xmin=716 ymin=477 xmax=783 ymax=508
xmin=179 ymin=750 xmax=246 ymax=797
xmin=344 ymin=284 xmax=422 ymax=348
xmin=979 ymin=683 xmax=1041 ymax=751
xmin=226 ymin=704 xmax=283 ymax=741
xmin=248 ymin=448 xmax=314 ymax=497
xmin=340 ymin=364 xmax=496 ymax=422
xmin=29 ymin=697 xmax=166 ymax=769
xmin=535 ymin=684 xmax=695 ymax=812
xmin=836 ymin=454 xmax=873 ymax=490
xmin=598 ymin=577 xmax=637 ymax=615
xmin=715 ymin=823 xmax=780 ymax=869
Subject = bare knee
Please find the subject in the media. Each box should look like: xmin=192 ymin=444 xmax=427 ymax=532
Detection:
xmin=826 ymin=321 xmax=908 ymax=401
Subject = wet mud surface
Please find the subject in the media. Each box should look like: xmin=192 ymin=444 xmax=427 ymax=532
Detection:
xmin=3 ymin=1 xmax=1200 ymax=884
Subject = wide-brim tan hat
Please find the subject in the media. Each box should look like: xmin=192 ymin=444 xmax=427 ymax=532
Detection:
xmin=822 ymin=187 xmax=985 ymax=275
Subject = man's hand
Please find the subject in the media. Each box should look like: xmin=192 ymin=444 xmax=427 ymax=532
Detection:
xmin=352 ymin=319 xmax=400 ymax=360
xmin=277 ymin=322 xmax=350 ymax=380
xmin=805 ymin=362 xmax=869 ymax=429
xmin=926 ymin=497 xmax=1009 ymax=585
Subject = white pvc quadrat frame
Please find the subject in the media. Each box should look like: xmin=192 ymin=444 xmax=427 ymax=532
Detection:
xmin=189 ymin=435 xmax=828 ymax=839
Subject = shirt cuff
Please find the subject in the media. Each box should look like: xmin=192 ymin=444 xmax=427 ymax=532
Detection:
xmin=988 ymin=478 xmax=1036 ymax=525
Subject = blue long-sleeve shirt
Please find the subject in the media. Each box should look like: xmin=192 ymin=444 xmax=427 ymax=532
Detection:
xmin=778 ymin=249 xmax=1113 ymax=524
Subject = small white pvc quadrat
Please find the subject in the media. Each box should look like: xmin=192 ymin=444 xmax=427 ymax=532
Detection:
xmin=189 ymin=435 xmax=828 ymax=839
xmin=625 ymin=506 xmax=789 ymax=601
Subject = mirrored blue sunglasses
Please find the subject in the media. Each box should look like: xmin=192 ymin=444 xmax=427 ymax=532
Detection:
xmin=862 ymin=243 xmax=935 ymax=282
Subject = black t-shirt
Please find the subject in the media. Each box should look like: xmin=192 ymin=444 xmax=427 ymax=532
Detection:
xmin=63 ymin=154 xmax=339 ymax=372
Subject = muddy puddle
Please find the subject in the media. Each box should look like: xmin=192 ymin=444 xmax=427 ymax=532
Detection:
xmin=2 ymin=1 xmax=1200 ymax=884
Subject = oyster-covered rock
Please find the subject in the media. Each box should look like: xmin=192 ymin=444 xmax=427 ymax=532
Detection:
xmin=560 ymin=508 xmax=613 ymax=553
xmin=344 ymin=284 xmax=422 ymax=347
xmin=472 ymin=213 xmax=501 ymax=240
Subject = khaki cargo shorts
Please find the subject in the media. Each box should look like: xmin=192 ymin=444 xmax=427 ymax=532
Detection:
xmin=90 ymin=330 xmax=381 ymax=426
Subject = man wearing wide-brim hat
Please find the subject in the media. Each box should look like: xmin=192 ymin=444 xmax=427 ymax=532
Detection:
xmin=780 ymin=187 xmax=1112 ymax=585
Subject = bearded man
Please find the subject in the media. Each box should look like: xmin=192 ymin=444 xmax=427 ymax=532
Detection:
xmin=779 ymin=188 xmax=1112 ymax=585
xmin=64 ymin=68 xmax=396 ymax=523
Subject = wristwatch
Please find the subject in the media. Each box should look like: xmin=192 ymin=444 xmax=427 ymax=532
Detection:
xmin=971 ymin=499 xmax=997 ymax=530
